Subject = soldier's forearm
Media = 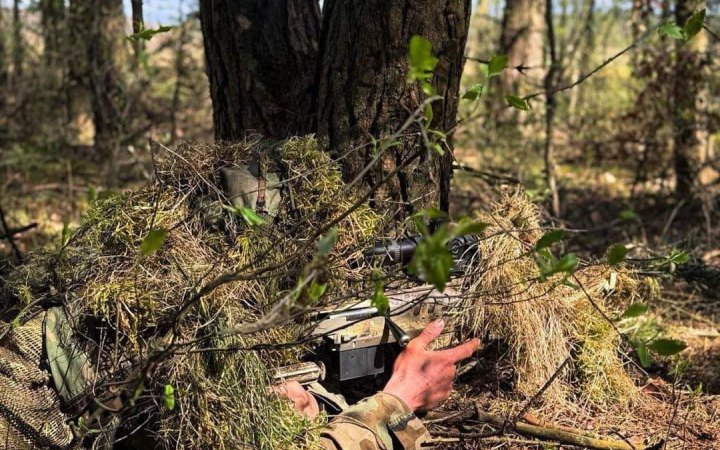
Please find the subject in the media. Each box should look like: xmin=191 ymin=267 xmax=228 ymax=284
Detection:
xmin=320 ymin=392 xmax=430 ymax=450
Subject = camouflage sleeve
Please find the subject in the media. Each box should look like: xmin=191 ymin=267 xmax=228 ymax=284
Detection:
xmin=320 ymin=392 xmax=431 ymax=450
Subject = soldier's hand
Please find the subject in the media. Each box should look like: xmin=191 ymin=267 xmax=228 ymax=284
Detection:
xmin=382 ymin=319 xmax=480 ymax=412
xmin=272 ymin=380 xmax=320 ymax=419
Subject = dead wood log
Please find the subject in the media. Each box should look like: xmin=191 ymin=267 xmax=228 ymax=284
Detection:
xmin=473 ymin=402 xmax=640 ymax=450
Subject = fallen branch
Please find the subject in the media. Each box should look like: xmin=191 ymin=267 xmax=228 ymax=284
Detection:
xmin=473 ymin=402 xmax=640 ymax=450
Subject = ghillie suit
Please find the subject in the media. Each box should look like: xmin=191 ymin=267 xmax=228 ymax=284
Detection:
xmin=0 ymin=137 xmax=650 ymax=449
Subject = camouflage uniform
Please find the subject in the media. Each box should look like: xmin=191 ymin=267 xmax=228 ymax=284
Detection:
xmin=320 ymin=392 xmax=431 ymax=450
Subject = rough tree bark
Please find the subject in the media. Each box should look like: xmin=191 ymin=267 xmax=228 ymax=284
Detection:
xmin=199 ymin=0 xmax=471 ymax=215
xmin=198 ymin=0 xmax=321 ymax=140
xmin=315 ymin=0 xmax=471 ymax=214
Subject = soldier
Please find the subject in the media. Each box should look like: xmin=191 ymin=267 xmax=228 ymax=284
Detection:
xmin=276 ymin=319 xmax=481 ymax=450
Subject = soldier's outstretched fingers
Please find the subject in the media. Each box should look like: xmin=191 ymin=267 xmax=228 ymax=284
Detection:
xmin=409 ymin=319 xmax=445 ymax=350
xmin=438 ymin=338 xmax=481 ymax=364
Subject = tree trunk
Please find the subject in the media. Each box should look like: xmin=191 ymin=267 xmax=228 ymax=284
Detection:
xmin=316 ymin=0 xmax=471 ymax=214
xmin=198 ymin=0 xmax=321 ymax=140
xmin=672 ymin=0 xmax=706 ymax=197
xmin=170 ymin=18 xmax=190 ymax=143
xmin=73 ymin=0 xmax=126 ymax=186
xmin=543 ymin=0 xmax=560 ymax=217
xmin=494 ymin=0 xmax=544 ymax=138
xmin=11 ymin=0 xmax=23 ymax=84
xmin=0 ymin=5 xmax=6 ymax=87
xmin=498 ymin=0 xmax=544 ymax=95
xmin=40 ymin=0 xmax=65 ymax=67
xmin=130 ymin=0 xmax=144 ymax=58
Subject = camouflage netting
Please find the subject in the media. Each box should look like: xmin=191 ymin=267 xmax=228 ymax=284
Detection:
xmin=0 ymin=137 xmax=652 ymax=449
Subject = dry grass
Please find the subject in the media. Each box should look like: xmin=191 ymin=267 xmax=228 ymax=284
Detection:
xmin=4 ymin=136 xmax=386 ymax=449
xmin=2 ymin=141 xmax=663 ymax=448
xmin=459 ymin=190 xmax=644 ymax=405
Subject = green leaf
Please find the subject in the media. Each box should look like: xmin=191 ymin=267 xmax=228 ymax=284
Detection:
xmin=408 ymin=35 xmax=438 ymax=89
xmin=453 ymin=218 xmax=488 ymax=237
xmin=622 ymin=303 xmax=649 ymax=318
xmin=411 ymin=208 xmax=448 ymax=235
xmin=140 ymin=229 xmax=168 ymax=255
xmin=61 ymin=221 xmax=71 ymax=246
xmin=683 ymin=9 xmax=706 ymax=40
xmin=635 ymin=341 xmax=651 ymax=368
xmin=659 ymin=23 xmax=685 ymax=40
xmin=163 ymin=384 xmax=176 ymax=411
xmin=408 ymin=226 xmax=453 ymax=291
xmin=127 ymin=25 xmax=174 ymax=42
xmin=648 ymin=338 xmax=687 ymax=356
xmin=505 ymin=95 xmax=530 ymax=111
xmin=87 ymin=186 xmax=97 ymax=203
xmin=371 ymin=283 xmax=389 ymax=315
xmin=130 ymin=380 xmax=145 ymax=405
xmin=618 ymin=209 xmax=638 ymax=221
xmin=488 ymin=54 xmax=508 ymax=77
xmin=316 ymin=227 xmax=338 ymax=256
xmin=424 ymin=103 xmax=434 ymax=123
xmin=462 ymin=84 xmax=485 ymax=101
xmin=429 ymin=142 xmax=444 ymax=155
xmin=239 ymin=207 xmax=265 ymax=227
xmin=607 ymin=243 xmax=628 ymax=265
xmin=415 ymin=207 xmax=448 ymax=221
xmin=555 ymin=253 xmax=578 ymax=273
xmin=535 ymin=230 xmax=564 ymax=250
xmin=222 ymin=205 xmax=266 ymax=226
xmin=306 ymin=283 xmax=327 ymax=303
xmin=669 ymin=250 xmax=689 ymax=264
xmin=421 ymin=81 xmax=436 ymax=96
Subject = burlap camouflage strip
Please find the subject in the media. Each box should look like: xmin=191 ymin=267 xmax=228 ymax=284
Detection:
xmin=320 ymin=392 xmax=431 ymax=450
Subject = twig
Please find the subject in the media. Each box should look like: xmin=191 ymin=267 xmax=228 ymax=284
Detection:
xmin=523 ymin=40 xmax=637 ymax=102
xmin=512 ymin=355 xmax=572 ymax=423
xmin=464 ymin=55 xmax=535 ymax=74
xmin=0 ymin=221 xmax=37 ymax=240
xmin=703 ymin=25 xmax=720 ymax=41
xmin=473 ymin=403 xmax=640 ymax=450
xmin=0 ymin=204 xmax=31 ymax=261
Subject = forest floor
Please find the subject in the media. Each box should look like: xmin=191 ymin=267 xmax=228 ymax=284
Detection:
xmin=448 ymin=144 xmax=720 ymax=449
xmin=1 ymin=143 xmax=719 ymax=449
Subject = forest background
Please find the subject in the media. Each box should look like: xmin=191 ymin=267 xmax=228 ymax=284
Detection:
xmin=0 ymin=0 xmax=719 ymax=449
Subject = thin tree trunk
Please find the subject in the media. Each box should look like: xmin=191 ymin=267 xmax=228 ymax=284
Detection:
xmin=568 ymin=0 xmax=593 ymax=116
xmin=0 ymin=4 xmax=6 ymax=87
xmin=672 ymin=0 xmax=707 ymax=197
xmin=498 ymin=0 xmax=544 ymax=95
xmin=198 ymin=0 xmax=321 ymax=140
xmin=40 ymin=0 xmax=65 ymax=66
xmin=544 ymin=0 xmax=560 ymax=217
xmin=170 ymin=17 xmax=189 ymax=143
xmin=85 ymin=0 xmax=126 ymax=186
xmin=11 ymin=0 xmax=23 ymax=84
xmin=130 ymin=0 xmax=144 ymax=59
xmin=316 ymin=0 xmax=471 ymax=214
